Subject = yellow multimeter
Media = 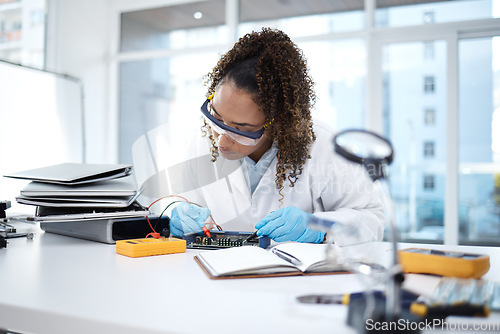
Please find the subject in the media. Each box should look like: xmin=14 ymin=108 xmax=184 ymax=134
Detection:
xmin=398 ymin=248 xmax=490 ymax=279
xmin=116 ymin=237 xmax=186 ymax=258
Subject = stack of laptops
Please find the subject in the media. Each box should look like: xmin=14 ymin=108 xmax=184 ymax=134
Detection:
xmin=4 ymin=163 xmax=160 ymax=243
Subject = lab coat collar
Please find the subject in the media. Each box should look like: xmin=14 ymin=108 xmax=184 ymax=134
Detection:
xmin=216 ymin=145 xmax=278 ymax=204
xmin=215 ymin=156 xmax=251 ymax=203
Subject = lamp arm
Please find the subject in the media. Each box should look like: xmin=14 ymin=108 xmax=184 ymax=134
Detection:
xmin=374 ymin=177 xmax=404 ymax=320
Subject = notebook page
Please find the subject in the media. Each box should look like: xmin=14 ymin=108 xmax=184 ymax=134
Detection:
xmin=196 ymin=246 xmax=298 ymax=276
xmin=271 ymin=242 xmax=338 ymax=272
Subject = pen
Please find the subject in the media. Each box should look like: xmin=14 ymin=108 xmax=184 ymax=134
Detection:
xmin=271 ymin=248 xmax=302 ymax=266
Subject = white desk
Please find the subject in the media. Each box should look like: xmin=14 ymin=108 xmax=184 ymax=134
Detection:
xmin=1 ymin=222 xmax=499 ymax=334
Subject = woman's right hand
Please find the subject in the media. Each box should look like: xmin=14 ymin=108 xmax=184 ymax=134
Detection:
xmin=169 ymin=202 xmax=211 ymax=237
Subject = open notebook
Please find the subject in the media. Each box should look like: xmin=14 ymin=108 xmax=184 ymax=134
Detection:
xmin=194 ymin=242 xmax=348 ymax=279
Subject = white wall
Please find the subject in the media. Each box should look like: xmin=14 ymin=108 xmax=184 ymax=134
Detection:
xmin=46 ymin=0 xmax=112 ymax=163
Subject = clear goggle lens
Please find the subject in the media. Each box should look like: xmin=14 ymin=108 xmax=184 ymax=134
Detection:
xmin=203 ymin=114 xmax=263 ymax=146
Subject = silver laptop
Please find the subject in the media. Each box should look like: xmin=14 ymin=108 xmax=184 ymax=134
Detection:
xmin=4 ymin=163 xmax=132 ymax=185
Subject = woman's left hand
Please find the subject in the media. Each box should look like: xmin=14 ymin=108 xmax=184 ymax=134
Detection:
xmin=255 ymin=206 xmax=325 ymax=243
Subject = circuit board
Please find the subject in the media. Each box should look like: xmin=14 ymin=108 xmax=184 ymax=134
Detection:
xmin=182 ymin=231 xmax=270 ymax=250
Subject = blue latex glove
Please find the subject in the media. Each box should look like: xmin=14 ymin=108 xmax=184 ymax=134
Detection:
xmin=255 ymin=206 xmax=325 ymax=243
xmin=169 ymin=202 xmax=211 ymax=237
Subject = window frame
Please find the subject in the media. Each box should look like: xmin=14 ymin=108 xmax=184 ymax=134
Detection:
xmin=369 ymin=17 xmax=500 ymax=245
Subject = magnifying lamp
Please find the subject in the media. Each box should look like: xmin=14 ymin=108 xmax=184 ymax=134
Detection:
xmin=333 ymin=129 xmax=394 ymax=181
xmin=333 ymin=129 xmax=404 ymax=325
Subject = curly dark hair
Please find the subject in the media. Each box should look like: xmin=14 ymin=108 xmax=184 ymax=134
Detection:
xmin=203 ymin=27 xmax=316 ymax=195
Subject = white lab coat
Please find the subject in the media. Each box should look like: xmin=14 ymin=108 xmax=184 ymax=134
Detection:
xmin=178 ymin=120 xmax=385 ymax=246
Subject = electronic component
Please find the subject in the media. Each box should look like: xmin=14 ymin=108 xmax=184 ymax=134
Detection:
xmin=0 ymin=200 xmax=11 ymax=219
xmin=398 ymin=248 xmax=490 ymax=279
xmin=1 ymin=200 xmax=14 ymax=248
xmin=1 ymin=220 xmax=16 ymax=234
xmin=40 ymin=216 xmax=169 ymax=244
xmin=116 ymin=237 xmax=186 ymax=258
xmin=182 ymin=231 xmax=270 ymax=250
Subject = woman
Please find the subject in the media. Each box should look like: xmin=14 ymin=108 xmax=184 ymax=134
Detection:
xmin=170 ymin=28 xmax=384 ymax=245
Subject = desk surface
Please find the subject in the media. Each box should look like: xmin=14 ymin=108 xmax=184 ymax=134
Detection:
xmin=1 ymin=222 xmax=499 ymax=334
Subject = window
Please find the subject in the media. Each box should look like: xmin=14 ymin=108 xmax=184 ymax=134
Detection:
xmin=382 ymin=40 xmax=446 ymax=243
xmin=113 ymin=0 xmax=500 ymax=246
xmin=30 ymin=9 xmax=44 ymax=27
xmin=375 ymin=0 xmax=499 ymax=28
xmin=375 ymin=7 xmax=389 ymax=27
xmin=118 ymin=0 xmax=227 ymax=163
xmin=423 ymin=174 xmax=435 ymax=190
xmin=424 ymin=108 xmax=435 ymax=125
xmin=117 ymin=0 xmax=367 ymax=163
xmin=424 ymin=141 xmax=435 ymax=157
xmin=299 ymin=39 xmax=366 ymax=130
xmin=424 ymin=76 xmax=435 ymax=93
xmin=0 ymin=0 xmax=46 ymax=68
xmin=423 ymin=11 xmax=435 ymax=24
xmin=458 ymin=36 xmax=500 ymax=245
xmin=423 ymin=41 xmax=435 ymax=60
xmin=239 ymin=0 xmax=364 ymax=37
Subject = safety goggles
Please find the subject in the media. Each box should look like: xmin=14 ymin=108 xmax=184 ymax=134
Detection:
xmin=200 ymin=94 xmax=270 ymax=146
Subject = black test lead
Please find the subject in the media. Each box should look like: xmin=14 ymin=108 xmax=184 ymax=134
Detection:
xmin=244 ymin=230 xmax=258 ymax=243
